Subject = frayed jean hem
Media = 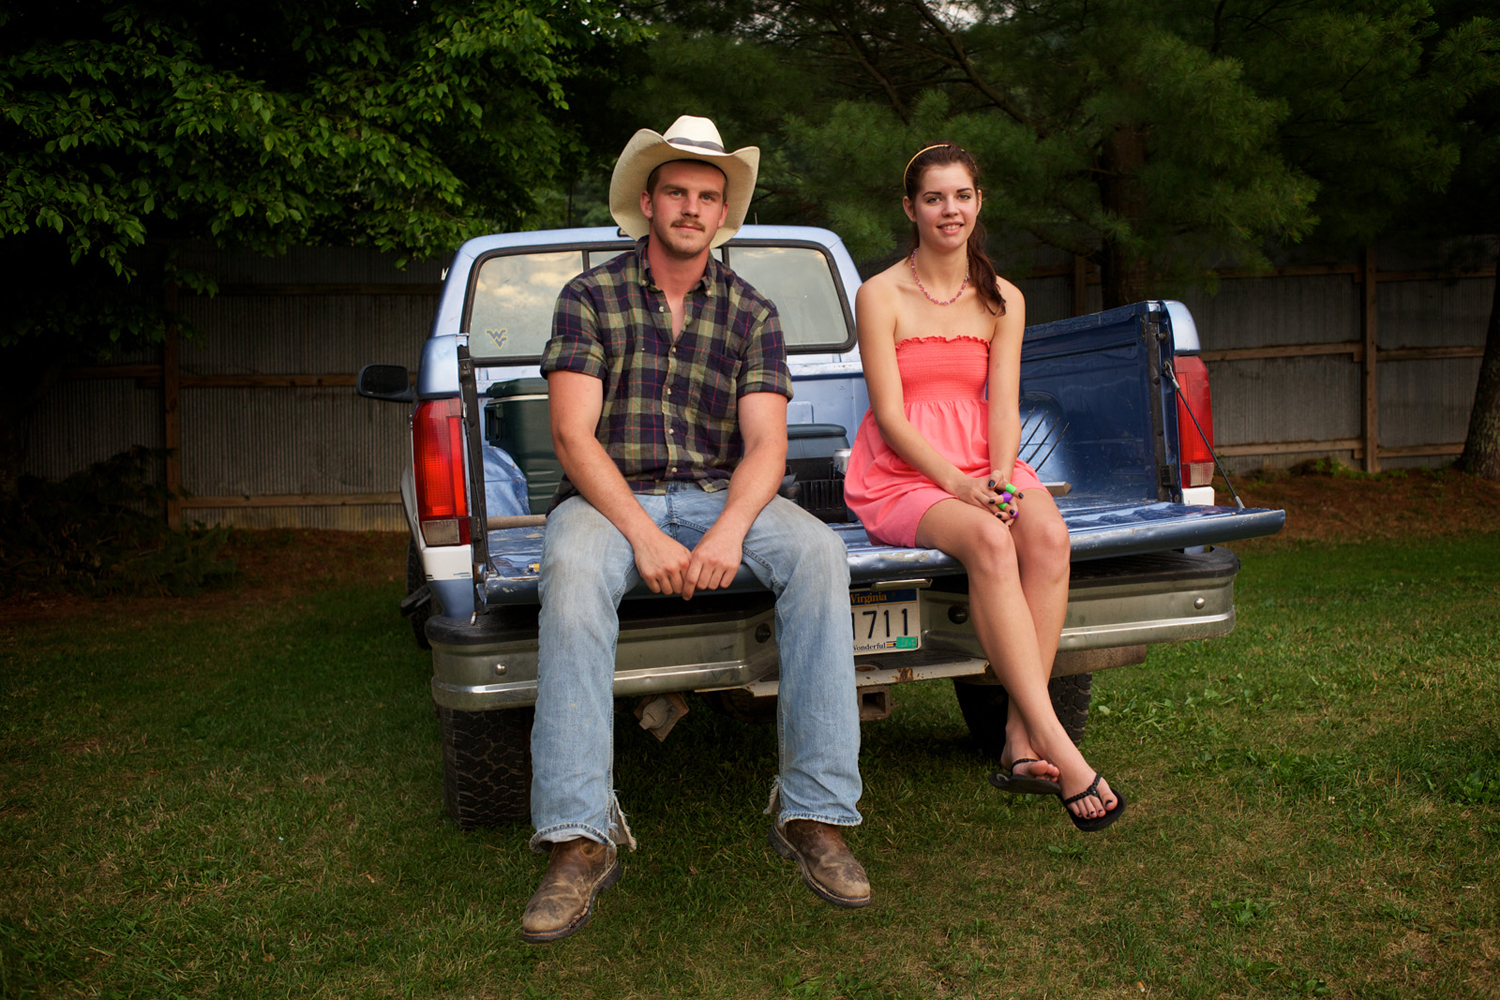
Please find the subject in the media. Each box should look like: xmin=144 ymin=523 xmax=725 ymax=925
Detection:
xmin=528 ymin=824 xmax=613 ymax=854
xmin=529 ymin=797 xmax=637 ymax=854
xmin=763 ymin=778 xmax=862 ymax=828
xmin=776 ymin=811 xmax=864 ymax=828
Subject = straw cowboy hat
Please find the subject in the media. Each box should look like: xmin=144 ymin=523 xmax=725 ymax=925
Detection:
xmin=609 ymin=115 xmax=760 ymax=249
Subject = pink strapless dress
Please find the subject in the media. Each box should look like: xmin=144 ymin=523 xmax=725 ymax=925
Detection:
xmin=845 ymin=335 xmax=1044 ymax=546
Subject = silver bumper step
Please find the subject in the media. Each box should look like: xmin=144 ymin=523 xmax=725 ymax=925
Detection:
xmin=428 ymin=547 xmax=1241 ymax=711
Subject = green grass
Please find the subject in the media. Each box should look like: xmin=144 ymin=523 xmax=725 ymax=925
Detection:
xmin=3 ymin=533 xmax=1497 ymax=999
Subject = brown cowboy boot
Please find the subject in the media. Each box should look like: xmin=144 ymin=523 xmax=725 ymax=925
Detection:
xmin=520 ymin=838 xmax=621 ymax=944
xmin=768 ymin=819 xmax=871 ymax=908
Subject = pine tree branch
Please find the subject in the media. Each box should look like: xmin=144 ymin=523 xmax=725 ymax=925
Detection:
xmin=830 ymin=19 xmax=912 ymax=121
xmin=905 ymin=0 xmax=1036 ymax=130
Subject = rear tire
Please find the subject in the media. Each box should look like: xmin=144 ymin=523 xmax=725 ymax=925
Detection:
xmin=953 ymin=673 xmax=1091 ymax=757
xmin=699 ymin=688 xmax=779 ymax=725
xmin=438 ymin=705 xmax=533 ymax=828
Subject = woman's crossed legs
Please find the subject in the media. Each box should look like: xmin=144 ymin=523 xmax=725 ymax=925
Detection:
xmin=915 ymin=489 xmax=1118 ymax=821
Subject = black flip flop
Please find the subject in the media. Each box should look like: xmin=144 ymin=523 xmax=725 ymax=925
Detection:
xmin=987 ymin=758 xmax=1063 ymax=796
xmin=1060 ymin=772 xmax=1127 ymax=832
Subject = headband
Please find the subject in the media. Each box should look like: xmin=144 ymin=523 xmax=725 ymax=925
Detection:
xmin=903 ymin=143 xmax=958 ymax=184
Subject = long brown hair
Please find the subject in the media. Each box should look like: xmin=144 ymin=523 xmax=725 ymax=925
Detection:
xmin=903 ymin=143 xmax=1005 ymax=315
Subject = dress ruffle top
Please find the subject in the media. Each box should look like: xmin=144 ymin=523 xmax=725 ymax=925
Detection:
xmin=844 ymin=335 xmax=1044 ymax=546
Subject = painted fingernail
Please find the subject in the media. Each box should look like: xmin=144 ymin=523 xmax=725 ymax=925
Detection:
xmin=987 ymin=480 xmax=996 ymax=488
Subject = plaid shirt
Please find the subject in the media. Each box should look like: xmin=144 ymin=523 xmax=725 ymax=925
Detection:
xmin=541 ymin=238 xmax=793 ymax=508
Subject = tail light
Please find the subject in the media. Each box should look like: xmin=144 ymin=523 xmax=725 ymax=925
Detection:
xmin=1173 ymin=355 xmax=1215 ymax=489
xmin=413 ymin=397 xmax=470 ymax=547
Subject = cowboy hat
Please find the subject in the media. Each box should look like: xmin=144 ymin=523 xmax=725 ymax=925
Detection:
xmin=609 ymin=115 xmax=760 ymax=249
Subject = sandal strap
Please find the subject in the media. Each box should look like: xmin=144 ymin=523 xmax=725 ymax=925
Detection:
xmin=1062 ymin=772 xmax=1103 ymax=806
xmin=1011 ymin=758 xmax=1042 ymax=767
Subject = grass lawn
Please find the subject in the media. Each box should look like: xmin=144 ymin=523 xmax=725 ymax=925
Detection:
xmin=2 ymin=524 xmax=1497 ymax=998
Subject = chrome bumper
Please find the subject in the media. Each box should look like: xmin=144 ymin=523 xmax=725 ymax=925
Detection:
xmin=428 ymin=547 xmax=1240 ymax=711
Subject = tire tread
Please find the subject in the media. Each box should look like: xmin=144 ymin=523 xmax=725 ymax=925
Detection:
xmin=953 ymin=673 xmax=1091 ymax=757
xmin=438 ymin=705 xmax=533 ymax=828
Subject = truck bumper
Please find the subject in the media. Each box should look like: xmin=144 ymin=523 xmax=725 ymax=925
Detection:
xmin=428 ymin=547 xmax=1242 ymax=711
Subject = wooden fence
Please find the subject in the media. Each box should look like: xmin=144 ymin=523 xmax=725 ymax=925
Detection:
xmin=48 ymin=245 xmax=1494 ymax=529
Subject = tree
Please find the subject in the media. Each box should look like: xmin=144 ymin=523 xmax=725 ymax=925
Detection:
xmin=1429 ymin=6 xmax=1500 ymax=480
xmin=1464 ymin=243 xmax=1500 ymax=479
xmin=0 ymin=0 xmax=642 ymax=498
xmin=633 ymin=1 xmax=1491 ymax=309
xmin=1362 ymin=0 xmax=1500 ymax=480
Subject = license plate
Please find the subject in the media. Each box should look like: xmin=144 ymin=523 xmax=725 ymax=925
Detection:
xmin=850 ymin=588 xmax=921 ymax=654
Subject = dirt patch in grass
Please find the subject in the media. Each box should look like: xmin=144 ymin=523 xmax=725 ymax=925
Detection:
xmin=3 ymin=467 xmax=1498 ymax=629
xmin=0 ymin=529 xmax=407 ymax=629
xmin=1229 ymin=465 xmax=1500 ymax=547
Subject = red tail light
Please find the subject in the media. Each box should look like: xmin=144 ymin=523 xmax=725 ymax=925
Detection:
xmin=413 ymin=397 xmax=470 ymax=546
xmin=1173 ymin=355 xmax=1215 ymax=489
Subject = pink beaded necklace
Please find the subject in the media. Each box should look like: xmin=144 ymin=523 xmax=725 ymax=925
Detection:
xmin=908 ymin=249 xmax=968 ymax=306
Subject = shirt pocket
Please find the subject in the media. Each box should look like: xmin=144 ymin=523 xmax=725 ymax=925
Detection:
xmin=697 ymin=341 xmax=744 ymax=415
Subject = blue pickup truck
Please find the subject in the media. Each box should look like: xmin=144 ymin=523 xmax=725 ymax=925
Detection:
xmin=358 ymin=225 xmax=1285 ymax=829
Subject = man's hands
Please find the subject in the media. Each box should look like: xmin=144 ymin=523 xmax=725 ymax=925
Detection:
xmin=634 ymin=523 xmax=745 ymax=600
xmin=683 ymin=524 xmax=743 ymax=597
xmin=631 ymin=530 xmax=694 ymax=598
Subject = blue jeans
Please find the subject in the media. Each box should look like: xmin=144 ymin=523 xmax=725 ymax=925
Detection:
xmin=530 ymin=486 xmax=863 ymax=851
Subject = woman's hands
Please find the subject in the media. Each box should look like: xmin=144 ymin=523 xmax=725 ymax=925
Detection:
xmin=950 ymin=473 xmax=1022 ymax=523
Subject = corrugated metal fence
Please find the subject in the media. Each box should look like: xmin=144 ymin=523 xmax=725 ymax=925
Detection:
xmin=27 ymin=240 xmax=1494 ymax=530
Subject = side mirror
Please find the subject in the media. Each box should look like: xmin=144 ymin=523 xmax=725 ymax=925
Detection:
xmin=356 ymin=364 xmax=415 ymax=403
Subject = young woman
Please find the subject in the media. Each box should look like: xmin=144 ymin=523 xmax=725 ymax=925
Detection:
xmin=844 ymin=143 xmax=1125 ymax=831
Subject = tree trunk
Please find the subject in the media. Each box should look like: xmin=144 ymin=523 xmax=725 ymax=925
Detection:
xmin=1101 ymin=241 xmax=1149 ymax=310
xmin=1457 ymin=243 xmax=1500 ymax=480
xmin=1098 ymin=124 xmax=1149 ymax=309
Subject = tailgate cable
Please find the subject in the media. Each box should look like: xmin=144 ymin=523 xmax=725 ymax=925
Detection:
xmin=1162 ymin=362 xmax=1244 ymax=509
xmin=456 ymin=335 xmax=494 ymax=615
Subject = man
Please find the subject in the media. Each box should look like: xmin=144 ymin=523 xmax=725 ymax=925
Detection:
xmin=521 ymin=115 xmax=868 ymax=944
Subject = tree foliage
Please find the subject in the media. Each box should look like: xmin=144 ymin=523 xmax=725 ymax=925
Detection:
xmin=0 ymin=0 xmax=642 ymax=381
xmin=632 ymin=0 xmax=1494 ymax=306
xmin=0 ymin=0 xmax=641 ymax=497
xmin=2 ymin=0 xmax=636 ymax=285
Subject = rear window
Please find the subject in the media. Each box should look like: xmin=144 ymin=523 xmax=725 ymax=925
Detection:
xmin=467 ymin=249 xmax=596 ymax=361
xmin=724 ymin=244 xmax=854 ymax=352
xmin=464 ymin=241 xmax=853 ymax=362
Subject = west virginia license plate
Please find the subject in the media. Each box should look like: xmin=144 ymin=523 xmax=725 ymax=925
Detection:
xmin=850 ymin=588 xmax=921 ymax=654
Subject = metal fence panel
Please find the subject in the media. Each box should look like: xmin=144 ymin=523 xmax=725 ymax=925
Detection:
xmin=1379 ymin=358 xmax=1483 ymax=449
xmin=1208 ymin=356 xmax=1363 ymax=453
xmin=1181 ymin=275 xmax=1361 ymax=348
xmin=177 ymin=293 xmax=434 ymax=374
xmin=24 ymin=378 xmax=164 ymax=482
xmin=179 ymin=387 xmax=407 ymax=496
xmin=1379 ymin=279 xmax=1492 ymax=349
xmin=1016 ymin=276 xmax=1071 ymax=326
